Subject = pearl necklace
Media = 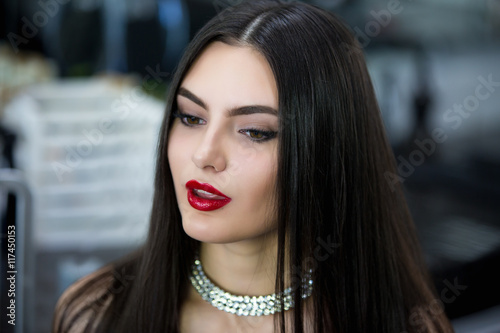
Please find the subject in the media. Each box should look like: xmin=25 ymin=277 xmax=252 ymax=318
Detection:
xmin=189 ymin=255 xmax=313 ymax=316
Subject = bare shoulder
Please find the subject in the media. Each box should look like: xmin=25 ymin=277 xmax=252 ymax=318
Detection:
xmin=52 ymin=264 xmax=115 ymax=333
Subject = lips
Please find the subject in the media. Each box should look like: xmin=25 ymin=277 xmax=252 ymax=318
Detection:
xmin=185 ymin=180 xmax=231 ymax=211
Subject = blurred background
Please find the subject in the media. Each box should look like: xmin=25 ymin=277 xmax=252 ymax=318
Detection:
xmin=0 ymin=0 xmax=499 ymax=332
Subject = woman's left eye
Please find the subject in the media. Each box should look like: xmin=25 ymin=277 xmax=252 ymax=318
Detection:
xmin=240 ymin=129 xmax=277 ymax=142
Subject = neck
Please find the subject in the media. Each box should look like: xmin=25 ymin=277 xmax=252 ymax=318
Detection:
xmin=198 ymin=230 xmax=278 ymax=296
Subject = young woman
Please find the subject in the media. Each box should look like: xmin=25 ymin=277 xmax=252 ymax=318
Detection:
xmin=53 ymin=1 xmax=453 ymax=332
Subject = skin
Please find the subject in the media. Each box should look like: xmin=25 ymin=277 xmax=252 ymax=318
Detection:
xmin=167 ymin=41 xmax=280 ymax=332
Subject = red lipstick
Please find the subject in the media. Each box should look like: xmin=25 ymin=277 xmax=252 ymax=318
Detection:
xmin=185 ymin=180 xmax=231 ymax=211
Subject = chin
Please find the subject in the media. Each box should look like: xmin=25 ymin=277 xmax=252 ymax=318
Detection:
xmin=183 ymin=219 xmax=267 ymax=245
xmin=182 ymin=217 xmax=233 ymax=244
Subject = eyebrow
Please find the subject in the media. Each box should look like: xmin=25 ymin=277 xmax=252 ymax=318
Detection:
xmin=177 ymin=87 xmax=278 ymax=117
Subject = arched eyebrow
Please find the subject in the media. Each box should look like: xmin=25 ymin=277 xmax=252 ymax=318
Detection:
xmin=177 ymin=87 xmax=278 ymax=117
xmin=178 ymin=87 xmax=206 ymax=109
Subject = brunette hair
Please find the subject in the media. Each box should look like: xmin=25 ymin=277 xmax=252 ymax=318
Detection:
xmin=53 ymin=1 xmax=453 ymax=332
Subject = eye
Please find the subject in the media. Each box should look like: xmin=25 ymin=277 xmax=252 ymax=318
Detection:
xmin=247 ymin=130 xmax=264 ymax=139
xmin=173 ymin=111 xmax=206 ymax=126
xmin=240 ymin=129 xmax=277 ymax=142
xmin=184 ymin=116 xmax=203 ymax=125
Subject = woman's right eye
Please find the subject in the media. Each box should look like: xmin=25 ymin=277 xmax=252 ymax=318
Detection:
xmin=173 ymin=111 xmax=206 ymax=126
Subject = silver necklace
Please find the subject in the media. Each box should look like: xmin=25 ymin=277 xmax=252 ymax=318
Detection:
xmin=189 ymin=254 xmax=313 ymax=316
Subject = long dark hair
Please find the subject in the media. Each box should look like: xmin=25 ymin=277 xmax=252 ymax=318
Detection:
xmin=54 ymin=1 xmax=453 ymax=332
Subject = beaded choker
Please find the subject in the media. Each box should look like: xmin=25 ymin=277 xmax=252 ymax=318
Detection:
xmin=189 ymin=255 xmax=313 ymax=316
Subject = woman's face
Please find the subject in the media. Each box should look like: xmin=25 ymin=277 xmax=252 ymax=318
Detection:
xmin=167 ymin=42 xmax=279 ymax=244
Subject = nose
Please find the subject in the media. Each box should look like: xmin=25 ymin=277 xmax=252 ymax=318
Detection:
xmin=192 ymin=128 xmax=227 ymax=172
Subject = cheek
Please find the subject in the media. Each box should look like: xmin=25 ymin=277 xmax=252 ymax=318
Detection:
xmin=239 ymin=154 xmax=277 ymax=211
xmin=168 ymin=125 xmax=189 ymax=169
xmin=167 ymin=127 xmax=188 ymax=190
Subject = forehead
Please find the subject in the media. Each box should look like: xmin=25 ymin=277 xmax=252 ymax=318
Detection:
xmin=179 ymin=42 xmax=278 ymax=109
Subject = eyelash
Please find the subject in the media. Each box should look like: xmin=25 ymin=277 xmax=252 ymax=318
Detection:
xmin=172 ymin=111 xmax=277 ymax=143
